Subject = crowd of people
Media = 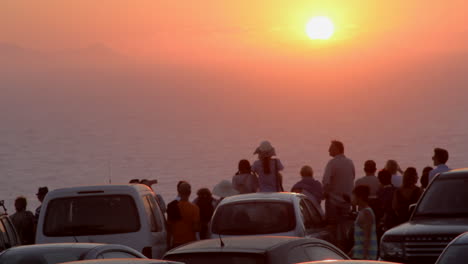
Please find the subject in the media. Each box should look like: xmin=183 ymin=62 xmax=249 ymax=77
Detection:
xmin=6 ymin=140 xmax=452 ymax=261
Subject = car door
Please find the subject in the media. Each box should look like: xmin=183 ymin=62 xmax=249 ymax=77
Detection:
xmin=143 ymin=195 xmax=167 ymax=258
xmin=299 ymin=199 xmax=328 ymax=240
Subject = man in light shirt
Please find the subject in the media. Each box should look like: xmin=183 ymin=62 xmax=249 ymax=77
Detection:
xmin=322 ymin=140 xmax=355 ymax=251
xmin=355 ymin=160 xmax=380 ymax=199
xmin=428 ymin=148 xmax=451 ymax=182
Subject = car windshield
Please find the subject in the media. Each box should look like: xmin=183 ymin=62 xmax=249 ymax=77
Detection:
xmin=165 ymin=253 xmax=265 ymax=264
xmin=437 ymin=244 xmax=468 ymax=264
xmin=44 ymin=195 xmax=140 ymax=236
xmin=212 ymin=201 xmax=295 ymax=235
xmin=0 ymin=247 xmax=86 ymax=264
xmin=415 ymin=178 xmax=468 ymax=217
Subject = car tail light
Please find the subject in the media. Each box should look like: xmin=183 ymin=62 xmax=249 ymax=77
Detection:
xmin=142 ymin=247 xmax=152 ymax=258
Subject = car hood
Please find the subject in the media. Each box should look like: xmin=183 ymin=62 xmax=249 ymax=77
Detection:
xmin=384 ymin=218 xmax=468 ymax=238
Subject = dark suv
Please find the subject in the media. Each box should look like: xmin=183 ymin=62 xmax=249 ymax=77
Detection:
xmin=380 ymin=168 xmax=468 ymax=264
xmin=0 ymin=201 xmax=21 ymax=251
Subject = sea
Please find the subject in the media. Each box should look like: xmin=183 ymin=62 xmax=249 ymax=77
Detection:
xmin=1 ymin=63 xmax=468 ymax=213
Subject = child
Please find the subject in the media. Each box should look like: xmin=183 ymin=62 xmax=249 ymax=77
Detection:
xmin=350 ymin=185 xmax=378 ymax=260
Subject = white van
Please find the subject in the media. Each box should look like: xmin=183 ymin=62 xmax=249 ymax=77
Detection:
xmin=36 ymin=184 xmax=167 ymax=259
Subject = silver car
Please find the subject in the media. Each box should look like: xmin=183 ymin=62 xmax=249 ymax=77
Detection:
xmin=163 ymin=236 xmax=349 ymax=264
xmin=0 ymin=243 xmax=146 ymax=264
xmin=210 ymin=192 xmax=330 ymax=241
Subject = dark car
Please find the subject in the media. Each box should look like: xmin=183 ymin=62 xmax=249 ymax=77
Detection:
xmin=380 ymin=168 xmax=468 ymax=264
xmin=435 ymin=231 xmax=468 ymax=264
xmin=0 ymin=205 xmax=21 ymax=252
xmin=163 ymin=236 xmax=350 ymax=264
xmin=59 ymin=259 xmax=182 ymax=264
xmin=0 ymin=243 xmax=147 ymax=264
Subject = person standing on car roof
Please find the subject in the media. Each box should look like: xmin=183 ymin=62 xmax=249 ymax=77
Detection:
xmin=251 ymin=141 xmax=284 ymax=192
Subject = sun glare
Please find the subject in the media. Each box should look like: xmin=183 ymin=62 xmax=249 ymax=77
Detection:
xmin=306 ymin=16 xmax=335 ymax=40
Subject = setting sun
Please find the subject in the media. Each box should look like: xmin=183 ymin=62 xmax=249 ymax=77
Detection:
xmin=306 ymin=16 xmax=335 ymax=40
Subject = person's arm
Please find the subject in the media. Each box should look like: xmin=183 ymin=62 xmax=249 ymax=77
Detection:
xmin=357 ymin=209 xmax=373 ymax=259
xmin=322 ymin=161 xmax=332 ymax=196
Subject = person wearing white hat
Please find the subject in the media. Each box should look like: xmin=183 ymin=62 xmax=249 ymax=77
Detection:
xmin=212 ymin=180 xmax=239 ymax=200
xmin=251 ymin=141 xmax=284 ymax=192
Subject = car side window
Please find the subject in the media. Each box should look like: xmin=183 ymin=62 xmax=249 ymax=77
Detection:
xmin=300 ymin=199 xmax=314 ymax=229
xmin=147 ymin=195 xmax=164 ymax=231
xmin=303 ymin=199 xmax=323 ymax=226
xmin=143 ymin=196 xmax=159 ymax=232
xmin=99 ymin=251 xmax=139 ymax=259
xmin=304 ymin=245 xmax=346 ymax=261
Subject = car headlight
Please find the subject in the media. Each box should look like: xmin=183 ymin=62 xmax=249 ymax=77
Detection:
xmin=381 ymin=242 xmax=404 ymax=259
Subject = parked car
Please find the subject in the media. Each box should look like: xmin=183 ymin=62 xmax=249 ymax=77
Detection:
xmin=163 ymin=236 xmax=350 ymax=264
xmin=380 ymin=168 xmax=468 ymax=264
xmin=0 ymin=243 xmax=147 ymax=264
xmin=435 ymin=231 xmax=468 ymax=264
xmin=36 ymin=184 xmax=167 ymax=259
xmin=210 ymin=192 xmax=331 ymax=241
xmin=299 ymin=261 xmax=400 ymax=264
xmin=0 ymin=202 xmax=21 ymax=252
xmin=59 ymin=259 xmax=182 ymax=264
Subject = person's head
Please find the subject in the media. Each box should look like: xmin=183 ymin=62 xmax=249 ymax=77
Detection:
xmin=433 ymin=148 xmax=449 ymax=166
xmin=403 ymin=167 xmax=418 ymax=188
xmin=238 ymin=159 xmax=252 ymax=174
xmin=329 ymin=140 xmax=344 ymax=157
xmin=420 ymin=166 xmax=433 ymax=189
xmin=300 ymin=165 xmax=314 ymax=178
xmin=36 ymin=186 xmax=49 ymax=203
xmin=196 ymin=188 xmax=212 ymax=200
xmin=178 ymin=182 xmax=192 ymax=200
xmin=364 ymin=160 xmax=377 ymax=175
xmin=378 ymin=169 xmax=392 ymax=186
xmin=129 ymin=179 xmax=140 ymax=184
xmin=254 ymin=141 xmax=276 ymax=159
xmin=352 ymin=185 xmax=370 ymax=206
xmin=385 ymin=160 xmax=399 ymax=174
xmin=15 ymin=196 xmax=27 ymax=212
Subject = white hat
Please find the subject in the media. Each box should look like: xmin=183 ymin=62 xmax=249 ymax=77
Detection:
xmin=212 ymin=180 xmax=239 ymax=198
xmin=254 ymin=140 xmax=276 ymax=158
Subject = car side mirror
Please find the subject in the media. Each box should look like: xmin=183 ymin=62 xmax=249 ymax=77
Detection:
xmin=409 ymin=203 xmax=417 ymax=216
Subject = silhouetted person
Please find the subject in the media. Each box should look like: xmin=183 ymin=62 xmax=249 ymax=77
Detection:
xmin=322 ymin=140 xmax=355 ymax=251
xmin=428 ymin=148 xmax=450 ymax=182
xmin=420 ymin=166 xmax=433 ymax=190
xmin=10 ymin=196 xmax=35 ymax=245
xmin=232 ymin=159 xmax=259 ymax=194
xmin=350 ymin=185 xmax=378 ymax=260
xmin=291 ymin=165 xmax=323 ymax=203
xmin=141 ymin=179 xmax=166 ymax=213
xmin=392 ymin=167 xmax=422 ymax=224
xmin=385 ymin=160 xmax=403 ymax=188
xmin=193 ymin=188 xmax=217 ymax=239
xmin=355 ymin=160 xmax=380 ymax=199
xmin=35 ymin=186 xmax=48 ymax=225
xmin=168 ymin=182 xmax=200 ymax=248
xmin=376 ymin=169 xmax=397 ymax=238
xmin=252 ymin=141 xmax=284 ymax=192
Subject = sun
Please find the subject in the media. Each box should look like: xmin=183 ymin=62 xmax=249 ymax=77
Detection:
xmin=306 ymin=16 xmax=335 ymax=40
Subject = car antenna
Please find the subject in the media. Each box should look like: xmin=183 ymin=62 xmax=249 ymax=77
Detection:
xmin=218 ymin=234 xmax=225 ymax=248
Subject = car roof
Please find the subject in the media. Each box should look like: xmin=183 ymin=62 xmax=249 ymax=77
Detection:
xmin=438 ymin=168 xmax=468 ymax=179
xmin=3 ymin=243 xmax=107 ymax=253
xmin=165 ymin=236 xmax=327 ymax=255
xmin=219 ymin=192 xmax=304 ymax=205
xmin=298 ymin=261 xmax=400 ymax=264
xmin=46 ymin=184 xmax=152 ymax=198
xmin=59 ymin=259 xmax=180 ymax=264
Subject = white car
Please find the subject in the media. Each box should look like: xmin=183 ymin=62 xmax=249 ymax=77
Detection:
xmin=36 ymin=184 xmax=167 ymax=259
xmin=210 ymin=192 xmax=331 ymax=241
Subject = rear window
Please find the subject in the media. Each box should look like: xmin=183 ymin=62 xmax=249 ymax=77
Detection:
xmin=44 ymin=195 xmax=140 ymax=236
xmin=165 ymin=252 xmax=265 ymax=264
xmin=415 ymin=178 xmax=468 ymax=217
xmin=212 ymin=201 xmax=295 ymax=235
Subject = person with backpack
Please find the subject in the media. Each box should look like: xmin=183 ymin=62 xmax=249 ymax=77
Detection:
xmin=251 ymin=141 xmax=284 ymax=192
xmin=232 ymin=159 xmax=259 ymax=194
